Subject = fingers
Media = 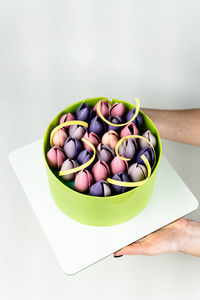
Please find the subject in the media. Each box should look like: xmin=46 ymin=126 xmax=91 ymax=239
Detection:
xmin=114 ymin=241 xmax=153 ymax=256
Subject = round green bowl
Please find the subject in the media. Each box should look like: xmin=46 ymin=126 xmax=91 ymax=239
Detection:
xmin=43 ymin=97 xmax=162 ymax=226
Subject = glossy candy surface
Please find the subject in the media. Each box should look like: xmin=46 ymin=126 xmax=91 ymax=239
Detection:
xmin=76 ymin=102 xmax=93 ymax=122
xmin=101 ymin=130 xmax=119 ymax=150
xmin=51 ymin=128 xmax=68 ymax=148
xmin=89 ymin=116 xmax=106 ymax=136
xmin=120 ymin=123 xmax=139 ymax=138
xmin=92 ymin=161 xmax=110 ymax=182
xmin=110 ymin=155 xmax=129 ymax=175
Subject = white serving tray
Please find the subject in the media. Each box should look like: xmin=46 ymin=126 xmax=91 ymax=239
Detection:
xmin=9 ymin=139 xmax=199 ymax=275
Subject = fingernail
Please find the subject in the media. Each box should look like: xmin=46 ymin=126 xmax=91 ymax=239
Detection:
xmin=114 ymin=255 xmax=123 ymax=258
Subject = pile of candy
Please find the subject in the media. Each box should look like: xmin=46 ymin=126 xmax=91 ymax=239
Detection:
xmin=46 ymin=99 xmax=157 ymax=196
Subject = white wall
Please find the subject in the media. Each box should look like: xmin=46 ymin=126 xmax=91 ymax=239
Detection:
xmin=1 ymin=1 xmax=200 ymax=299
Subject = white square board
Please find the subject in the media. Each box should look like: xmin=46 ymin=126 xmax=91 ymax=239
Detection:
xmin=8 ymin=139 xmax=199 ymax=275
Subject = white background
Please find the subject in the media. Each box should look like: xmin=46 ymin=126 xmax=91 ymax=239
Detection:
xmin=0 ymin=0 xmax=200 ymax=299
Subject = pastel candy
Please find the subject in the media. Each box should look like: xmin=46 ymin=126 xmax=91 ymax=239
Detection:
xmin=118 ymin=139 xmax=138 ymax=160
xmin=125 ymin=108 xmax=143 ymax=128
xmin=89 ymin=116 xmax=106 ymax=136
xmin=83 ymin=132 xmax=100 ymax=152
xmin=107 ymin=116 xmax=123 ymax=132
xmin=77 ymin=149 xmax=93 ymax=166
xmin=96 ymin=143 xmax=115 ymax=164
xmin=93 ymin=100 xmax=110 ymax=118
xmin=59 ymin=113 xmax=75 ymax=130
xmin=75 ymin=170 xmax=93 ymax=193
xmin=111 ymin=172 xmax=130 ymax=194
xmin=139 ymin=130 xmax=156 ymax=149
xmin=92 ymin=161 xmax=110 ymax=182
xmin=102 ymin=130 xmax=119 ymax=150
xmin=110 ymin=155 xmax=129 ymax=175
xmin=135 ymin=146 xmax=155 ymax=167
xmin=89 ymin=180 xmax=111 ymax=197
xmin=110 ymin=102 xmax=126 ymax=118
xmin=51 ymin=128 xmax=68 ymax=148
xmin=63 ymin=137 xmax=83 ymax=159
xmin=60 ymin=159 xmax=79 ymax=181
xmin=69 ymin=125 xmax=86 ymax=140
xmin=76 ymin=102 xmax=93 ymax=122
xmin=46 ymin=146 xmax=66 ymax=169
xmin=128 ymin=163 xmax=147 ymax=181
xmin=120 ymin=123 xmax=139 ymax=138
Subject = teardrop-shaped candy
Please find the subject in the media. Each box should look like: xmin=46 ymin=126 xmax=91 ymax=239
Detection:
xmin=89 ymin=180 xmax=111 ymax=197
xmin=69 ymin=125 xmax=86 ymax=140
xmin=110 ymin=102 xmax=125 ymax=118
xmin=118 ymin=139 xmax=138 ymax=160
xmin=89 ymin=116 xmax=106 ymax=136
xmin=102 ymin=130 xmax=119 ymax=150
xmin=63 ymin=137 xmax=83 ymax=159
xmin=92 ymin=161 xmax=110 ymax=182
xmin=51 ymin=128 xmax=68 ymax=148
xmin=59 ymin=113 xmax=75 ymax=130
xmin=110 ymin=155 xmax=129 ymax=175
xmin=107 ymin=116 xmax=123 ymax=132
xmin=77 ymin=149 xmax=93 ymax=166
xmin=46 ymin=146 xmax=66 ymax=169
xmin=60 ymin=159 xmax=79 ymax=181
xmin=111 ymin=172 xmax=130 ymax=194
xmin=83 ymin=132 xmax=100 ymax=152
xmin=125 ymin=108 xmax=143 ymax=128
xmin=76 ymin=102 xmax=93 ymax=122
xmin=96 ymin=143 xmax=115 ymax=164
xmin=93 ymin=100 xmax=110 ymax=118
xmin=128 ymin=163 xmax=147 ymax=181
xmin=139 ymin=130 xmax=156 ymax=149
xmin=135 ymin=146 xmax=155 ymax=167
xmin=120 ymin=123 xmax=139 ymax=139
xmin=75 ymin=170 xmax=93 ymax=193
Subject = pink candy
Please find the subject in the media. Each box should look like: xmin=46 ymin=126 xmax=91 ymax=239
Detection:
xmin=110 ymin=102 xmax=126 ymax=118
xmin=46 ymin=146 xmax=66 ymax=169
xmin=92 ymin=161 xmax=110 ymax=182
xmin=120 ymin=123 xmax=139 ymax=138
xmin=93 ymin=100 xmax=110 ymax=117
xmin=51 ymin=128 xmax=68 ymax=148
xmin=59 ymin=113 xmax=75 ymax=130
xmin=83 ymin=132 xmax=100 ymax=152
xmin=75 ymin=170 xmax=93 ymax=193
xmin=102 ymin=130 xmax=119 ymax=150
xmin=110 ymin=155 xmax=129 ymax=175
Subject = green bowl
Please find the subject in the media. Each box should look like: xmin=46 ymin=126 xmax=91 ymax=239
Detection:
xmin=43 ymin=97 xmax=162 ymax=226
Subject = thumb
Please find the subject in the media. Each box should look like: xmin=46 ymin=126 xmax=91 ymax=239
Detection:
xmin=114 ymin=242 xmax=148 ymax=256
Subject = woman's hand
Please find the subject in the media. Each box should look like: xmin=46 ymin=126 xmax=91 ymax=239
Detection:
xmin=114 ymin=218 xmax=190 ymax=257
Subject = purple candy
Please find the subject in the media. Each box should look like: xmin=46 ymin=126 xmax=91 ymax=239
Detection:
xmin=118 ymin=139 xmax=138 ymax=160
xmin=63 ymin=137 xmax=83 ymax=159
xmin=135 ymin=146 xmax=155 ymax=167
xmin=111 ymin=172 xmax=130 ymax=194
xmin=125 ymin=108 xmax=143 ymax=128
xmin=89 ymin=116 xmax=106 ymax=136
xmin=77 ymin=149 xmax=93 ymax=167
xmin=107 ymin=116 xmax=123 ymax=132
xmin=96 ymin=143 xmax=115 ymax=164
xmin=76 ymin=102 xmax=93 ymax=122
xmin=89 ymin=180 xmax=111 ymax=197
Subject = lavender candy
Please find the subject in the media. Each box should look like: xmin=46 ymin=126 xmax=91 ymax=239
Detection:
xmin=107 ymin=116 xmax=123 ymax=132
xmin=118 ymin=139 xmax=138 ymax=160
xmin=125 ymin=108 xmax=143 ymax=128
xmin=89 ymin=116 xmax=106 ymax=136
xmin=76 ymin=102 xmax=93 ymax=122
xmin=60 ymin=159 xmax=79 ymax=181
xmin=89 ymin=180 xmax=111 ymax=197
xmin=139 ymin=130 xmax=156 ymax=149
xmin=135 ymin=146 xmax=155 ymax=167
xmin=63 ymin=137 xmax=83 ymax=159
xmin=128 ymin=163 xmax=147 ymax=182
xmin=96 ymin=143 xmax=115 ymax=164
xmin=69 ymin=124 xmax=86 ymax=140
xmin=111 ymin=172 xmax=130 ymax=194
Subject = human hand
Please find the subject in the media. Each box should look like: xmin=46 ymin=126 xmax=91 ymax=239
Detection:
xmin=114 ymin=218 xmax=189 ymax=257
